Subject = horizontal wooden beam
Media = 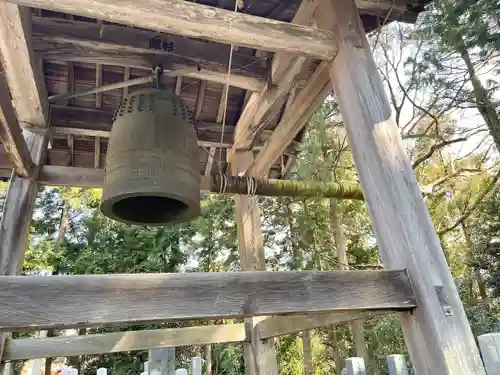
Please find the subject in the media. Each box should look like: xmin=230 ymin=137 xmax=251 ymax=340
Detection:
xmin=0 ymin=270 xmax=415 ymax=331
xmin=0 ymin=73 xmax=34 ymax=177
xmin=32 ymin=16 xmax=267 ymax=92
xmin=3 ymin=324 xmax=246 ymax=360
xmin=37 ymin=166 xmax=364 ymax=199
xmin=7 ymin=0 xmax=338 ymax=60
xmin=257 ymin=310 xmax=390 ymax=339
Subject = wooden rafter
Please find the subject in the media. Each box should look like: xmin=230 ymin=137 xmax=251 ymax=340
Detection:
xmin=0 ymin=73 xmax=34 ymax=177
xmin=0 ymin=270 xmax=415 ymax=330
xmin=8 ymin=0 xmax=338 ymax=60
xmin=4 ymin=324 xmax=247 ymax=360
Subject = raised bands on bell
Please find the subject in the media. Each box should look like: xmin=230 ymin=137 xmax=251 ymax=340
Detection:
xmin=100 ymin=88 xmax=201 ymax=226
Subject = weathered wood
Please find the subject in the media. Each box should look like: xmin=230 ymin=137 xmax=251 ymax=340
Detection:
xmin=36 ymin=166 xmax=364 ymax=199
xmin=3 ymin=324 xmax=246 ymax=360
xmin=204 ymin=147 xmax=216 ymax=177
xmin=323 ymin=0 xmax=486 ymax=373
xmin=345 ymin=358 xmax=367 ymax=375
xmin=0 ymin=270 xmax=415 ymax=331
xmin=257 ymin=310 xmax=389 ymax=339
xmin=229 ymin=56 xmax=307 ymax=160
xmin=0 ymin=131 xmax=46 ymax=276
xmin=94 ymin=137 xmax=100 ymax=169
xmin=195 ymin=81 xmax=206 ymax=120
xmin=386 ymin=354 xmax=409 ymax=375
xmin=232 ymin=151 xmax=278 ymax=375
xmin=0 ymin=4 xmax=48 ymax=127
xmin=32 ymin=16 xmax=268 ymax=81
xmin=0 ymin=74 xmax=34 ymax=177
xmin=95 ymin=62 xmax=103 ymax=108
xmin=175 ymin=76 xmax=182 ymax=96
xmin=228 ymin=0 xmax=317 ymax=164
xmin=478 ymin=333 xmax=500 ymax=375
xmin=8 ymin=0 xmax=338 ymax=60
xmin=41 ymin=47 xmax=263 ymax=92
xmin=247 ymin=61 xmax=331 ymax=177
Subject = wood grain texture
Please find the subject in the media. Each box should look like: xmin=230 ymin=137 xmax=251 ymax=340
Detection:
xmin=0 ymin=4 xmax=48 ymax=127
xmin=4 ymin=324 xmax=246 ymax=360
xmin=248 ymin=62 xmax=331 ymax=177
xmin=0 ymin=270 xmax=415 ymax=331
xmin=323 ymin=0 xmax=486 ymax=373
xmin=477 ymin=333 xmax=500 ymax=375
xmin=229 ymin=0 xmax=318 ymax=166
xmin=257 ymin=310 xmax=389 ymax=339
xmin=6 ymin=0 xmax=338 ymax=60
xmin=32 ymin=17 xmax=267 ymax=80
xmin=232 ymin=151 xmax=278 ymax=375
xmin=40 ymin=46 xmax=263 ymax=92
xmin=0 ymin=74 xmax=34 ymax=177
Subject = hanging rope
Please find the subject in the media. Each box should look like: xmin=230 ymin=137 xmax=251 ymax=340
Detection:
xmin=218 ymin=0 xmax=239 ymax=173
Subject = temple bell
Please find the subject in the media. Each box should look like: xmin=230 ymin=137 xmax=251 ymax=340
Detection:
xmin=100 ymin=87 xmax=201 ymax=226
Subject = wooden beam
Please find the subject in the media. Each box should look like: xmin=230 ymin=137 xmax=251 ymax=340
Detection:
xmin=36 ymin=166 xmax=364 ymax=201
xmin=123 ymin=67 xmax=131 ymax=98
xmin=0 ymin=4 xmax=48 ymax=127
xmin=228 ymin=0 xmax=318 ymax=164
xmin=257 ymin=310 xmax=389 ymax=339
xmin=32 ymin=17 xmax=268 ymax=83
xmin=0 ymin=74 xmax=34 ymax=177
xmin=323 ymin=0 xmax=486 ymax=373
xmin=3 ymin=324 xmax=247 ymax=360
xmin=96 ymin=63 xmax=103 ymax=108
xmin=94 ymin=137 xmax=100 ymax=168
xmin=247 ymin=62 xmax=331 ymax=177
xmin=195 ymin=81 xmax=206 ymax=120
xmin=231 ymin=151 xmax=278 ymax=375
xmin=175 ymin=76 xmax=183 ymax=96
xmin=8 ymin=0 xmax=338 ymax=60
xmin=204 ymin=147 xmax=216 ymax=177
xmin=0 ymin=270 xmax=415 ymax=331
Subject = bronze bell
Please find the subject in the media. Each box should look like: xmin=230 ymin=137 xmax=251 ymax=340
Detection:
xmin=100 ymin=88 xmax=201 ymax=226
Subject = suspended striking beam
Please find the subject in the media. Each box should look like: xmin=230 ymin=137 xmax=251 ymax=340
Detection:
xmin=6 ymin=0 xmax=338 ymax=60
xmin=0 ymin=270 xmax=415 ymax=331
xmin=0 ymin=74 xmax=34 ymax=177
xmin=3 ymin=324 xmax=247 ymax=360
xmin=36 ymin=166 xmax=364 ymax=200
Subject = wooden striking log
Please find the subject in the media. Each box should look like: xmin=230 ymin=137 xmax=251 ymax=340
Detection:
xmin=0 ymin=270 xmax=415 ymax=331
xmin=0 ymin=74 xmax=34 ymax=177
xmin=3 ymin=324 xmax=247 ymax=360
xmin=36 ymin=166 xmax=364 ymax=200
xmin=6 ymin=0 xmax=338 ymax=60
xmin=323 ymin=0 xmax=486 ymax=373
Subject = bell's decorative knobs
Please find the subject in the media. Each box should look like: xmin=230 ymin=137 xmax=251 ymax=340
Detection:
xmin=101 ymin=88 xmax=200 ymax=225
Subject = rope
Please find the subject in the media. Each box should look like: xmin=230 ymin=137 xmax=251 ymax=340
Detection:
xmin=218 ymin=0 xmax=238 ymax=173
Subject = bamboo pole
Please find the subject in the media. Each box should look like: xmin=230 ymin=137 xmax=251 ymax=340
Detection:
xmin=208 ymin=174 xmax=364 ymax=200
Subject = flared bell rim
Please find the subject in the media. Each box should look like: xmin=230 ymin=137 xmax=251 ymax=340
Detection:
xmin=100 ymin=190 xmax=201 ymax=226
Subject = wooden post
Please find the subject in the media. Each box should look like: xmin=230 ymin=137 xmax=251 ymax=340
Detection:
xmin=478 ymin=333 xmax=500 ymax=375
xmin=322 ymin=0 xmax=486 ymax=373
xmin=232 ymin=151 xmax=279 ymax=375
xmin=190 ymin=357 xmax=202 ymax=375
xmin=345 ymin=357 xmax=366 ymax=375
xmin=149 ymin=348 xmax=175 ymax=375
xmin=386 ymin=355 xmax=409 ymax=375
